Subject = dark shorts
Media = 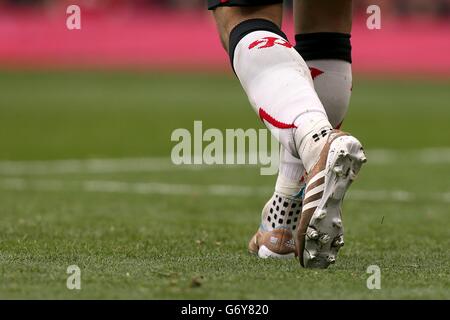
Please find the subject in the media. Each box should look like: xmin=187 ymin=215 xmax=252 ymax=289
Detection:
xmin=208 ymin=0 xmax=283 ymax=10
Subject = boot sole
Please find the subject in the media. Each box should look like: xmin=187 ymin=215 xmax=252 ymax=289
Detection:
xmin=303 ymin=136 xmax=366 ymax=268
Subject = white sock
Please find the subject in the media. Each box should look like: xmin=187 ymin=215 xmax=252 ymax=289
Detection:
xmin=276 ymin=147 xmax=304 ymax=196
xmin=257 ymin=147 xmax=304 ymax=235
xmin=272 ymin=60 xmax=352 ymax=203
xmin=260 ymin=189 xmax=303 ymax=234
xmin=230 ymin=21 xmax=334 ymax=234
xmin=233 ymin=29 xmax=332 ymax=163
xmin=307 ymin=59 xmax=352 ymax=128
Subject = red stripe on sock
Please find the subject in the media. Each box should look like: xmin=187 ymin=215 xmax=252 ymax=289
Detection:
xmin=259 ymin=108 xmax=297 ymax=129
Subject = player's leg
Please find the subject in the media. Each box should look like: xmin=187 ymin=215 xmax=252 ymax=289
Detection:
xmin=266 ymin=1 xmax=354 ymax=259
xmin=294 ymin=0 xmax=353 ymax=128
xmin=209 ymin=1 xmax=365 ymax=264
xmin=293 ymin=0 xmax=366 ymax=268
xmin=209 ymin=1 xmax=300 ymax=258
xmin=210 ymin=0 xmax=334 ymax=167
xmin=211 ymin=3 xmax=283 ymax=52
xmin=248 ymin=146 xmax=305 ymax=259
xmin=209 ymin=0 xmax=333 ymax=260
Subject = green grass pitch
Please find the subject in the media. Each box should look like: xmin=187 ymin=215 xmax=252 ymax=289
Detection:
xmin=0 ymin=71 xmax=449 ymax=299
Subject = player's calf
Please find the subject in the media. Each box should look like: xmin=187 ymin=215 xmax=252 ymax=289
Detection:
xmin=210 ymin=3 xmax=283 ymax=52
xmin=296 ymin=32 xmax=353 ymax=128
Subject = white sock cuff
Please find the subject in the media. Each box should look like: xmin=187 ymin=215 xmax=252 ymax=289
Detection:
xmin=293 ymin=113 xmax=331 ymax=148
xmin=277 ymin=146 xmax=305 ymax=193
xmin=275 ymin=174 xmax=304 ymax=197
xmin=228 ymin=18 xmax=287 ymax=70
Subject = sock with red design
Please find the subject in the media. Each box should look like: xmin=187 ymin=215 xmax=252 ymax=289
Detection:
xmin=229 ymin=19 xmax=332 ymax=169
xmin=295 ymin=32 xmax=353 ymax=128
xmin=259 ymin=32 xmax=354 ymax=232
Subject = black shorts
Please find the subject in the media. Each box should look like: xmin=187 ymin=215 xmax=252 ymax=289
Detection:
xmin=208 ymin=0 xmax=283 ymax=10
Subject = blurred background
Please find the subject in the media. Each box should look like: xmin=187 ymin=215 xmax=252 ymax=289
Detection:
xmin=0 ymin=1 xmax=449 ymax=299
xmin=0 ymin=0 xmax=449 ymax=159
xmin=0 ymin=0 xmax=449 ymax=73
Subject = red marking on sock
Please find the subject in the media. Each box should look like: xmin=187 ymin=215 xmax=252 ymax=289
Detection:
xmin=309 ymin=67 xmax=324 ymax=80
xmin=248 ymin=37 xmax=293 ymax=50
xmin=259 ymin=108 xmax=297 ymax=129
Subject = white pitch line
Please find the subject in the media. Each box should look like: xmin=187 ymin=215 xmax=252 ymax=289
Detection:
xmin=366 ymin=148 xmax=450 ymax=164
xmin=0 ymin=178 xmax=449 ymax=203
xmin=0 ymin=156 xmax=260 ymax=176
xmin=0 ymin=148 xmax=449 ymax=176
xmin=0 ymin=178 xmax=271 ymax=197
xmin=348 ymin=190 xmax=415 ymax=202
xmin=0 ymin=157 xmax=197 ymax=175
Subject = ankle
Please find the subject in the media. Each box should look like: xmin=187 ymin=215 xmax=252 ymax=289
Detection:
xmin=294 ymin=117 xmax=332 ymax=172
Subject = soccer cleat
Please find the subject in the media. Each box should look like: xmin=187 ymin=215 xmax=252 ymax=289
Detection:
xmin=296 ymin=130 xmax=366 ymax=268
xmin=306 ymin=227 xmax=319 ymax=240
xmin=248 ymin=228 xmax=296 ymax=259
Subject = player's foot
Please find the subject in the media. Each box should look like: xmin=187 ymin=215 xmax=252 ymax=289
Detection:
xmin=296 ymin=130 xmax=366 ymax=268
xmin=248 ymin=193 xmax=302 ymax=259
xmin=248 ymin=228 xmax=296 ymax=259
